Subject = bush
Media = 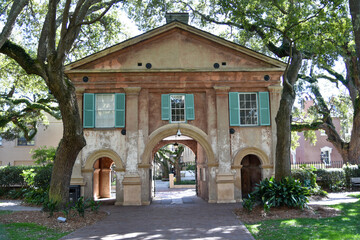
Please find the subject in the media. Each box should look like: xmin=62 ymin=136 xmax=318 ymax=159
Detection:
xmin=0 ymin=166 xmax=33 ymax=188
xmin=292 ymin=165 xmax=327 ymax=196
xmin=316 ymin=168 xmax=345 ymax=192
xmin=174 ymin=180 xmax=196 ymax=185
xmin=242 ymin=177 xmax=310 ymax=212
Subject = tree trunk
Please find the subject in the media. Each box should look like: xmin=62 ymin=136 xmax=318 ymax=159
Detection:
xmin=48 ymin=74 xmax=86 ymax=208
xmin=349 ymin=0 xmax=360 ymax=76
xmin=175 ymin=159 xmax=181 ymax=182
xmin=275 ymin=51 xmax=303 ymax=180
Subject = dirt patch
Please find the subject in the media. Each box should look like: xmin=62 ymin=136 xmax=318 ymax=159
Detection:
xmin=0 ymin=209 xmax=107 ymax=233
xmin=235 ymin=204 xmax=341 ymax=224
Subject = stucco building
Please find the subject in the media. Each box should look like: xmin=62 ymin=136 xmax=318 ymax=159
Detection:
xmin=0 ymin=115 xmax=62 ymax=166
xmin=65 ymin=14 xmax=286 ymax=205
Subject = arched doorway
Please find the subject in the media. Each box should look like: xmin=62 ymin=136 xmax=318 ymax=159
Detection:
xmin=93 ymin=157 xmax=115 ymax=199
xmin=241 ymin=154 xmax=262 ymax=198
xmin=139 ymin=123 xmax=217 ymax=204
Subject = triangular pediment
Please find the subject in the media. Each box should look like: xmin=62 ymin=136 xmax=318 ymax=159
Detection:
xmin=65 ymin=21 xmax=286 ymax=73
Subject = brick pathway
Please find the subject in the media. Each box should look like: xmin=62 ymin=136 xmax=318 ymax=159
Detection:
xmin=61 ymin=187 xmax=255 ymax=240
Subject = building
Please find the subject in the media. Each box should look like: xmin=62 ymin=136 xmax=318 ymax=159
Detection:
xmin=64 ymin=13 xmax=286 ymax=205
xmin=0 ymin=115 xmax=63 ymax=166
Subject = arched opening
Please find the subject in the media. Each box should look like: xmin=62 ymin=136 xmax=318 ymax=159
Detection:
xmin=93 ymin=157 xmax=116 ymax=200
xmin=241 ymin=154 xmax=262 ymax=198
xmin=141 ymin=124 xmax=216 ymax=204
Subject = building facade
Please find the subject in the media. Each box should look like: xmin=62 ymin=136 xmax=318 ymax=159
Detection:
xmin=65 ymin=16 xmax=286 ymax=205
xmin=0 ymin=115 xmax=62 ymax=166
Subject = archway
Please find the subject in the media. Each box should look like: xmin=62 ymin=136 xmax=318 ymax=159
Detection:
xmin=82 ymin=149 xmax=125 ymax=203
xmin=241 ymin=154 xmax=262 ymax=198
xmin=93 ymin=157 xmax=114 ymax=199
xmin=140 ymin=124 xmax=216 ymax=203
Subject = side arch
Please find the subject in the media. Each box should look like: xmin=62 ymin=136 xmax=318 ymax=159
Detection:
xmin=83 ymin=149 xmax=125 ymax=171
xmin=232 ymin=147 xmax=270 ymax=167
xmin=140 ymin=123 xmax=216 ymax=167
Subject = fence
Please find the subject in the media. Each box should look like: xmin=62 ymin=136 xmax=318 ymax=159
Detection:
xmin=291 ymin=160 xmax=344 ymax=169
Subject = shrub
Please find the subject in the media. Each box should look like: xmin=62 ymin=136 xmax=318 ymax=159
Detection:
xmin=0 ymin=166 xmax=33 ymax=188
xmin=31 ymin=146 xmax=56 ymax=165
xmin=292 ymin=165 xmax=327 ymax=196
xmin=316 ymin=168 xmax=345 ymax=191
xmin=242 ymin=177 xmax=310 ymax=211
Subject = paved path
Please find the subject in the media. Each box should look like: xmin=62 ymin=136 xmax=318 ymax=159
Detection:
xmin=0 ymin=200 xmax=42 ymax=211
xmin=61 ymin=197 xmax=254 ymax=240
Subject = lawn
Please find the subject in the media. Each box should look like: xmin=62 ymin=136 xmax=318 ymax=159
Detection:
xmin=0 ymin=211 xmax=68 ymax=240
xmin=246 ymin=194 xmax=360 ymax=240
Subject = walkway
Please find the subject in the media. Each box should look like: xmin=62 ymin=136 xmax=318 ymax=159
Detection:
xmin=61 ymin=181 xmax=254 ymax=240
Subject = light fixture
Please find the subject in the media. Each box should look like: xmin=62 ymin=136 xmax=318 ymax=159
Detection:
xmin=177 ymin=129 xmax=181 ymax=137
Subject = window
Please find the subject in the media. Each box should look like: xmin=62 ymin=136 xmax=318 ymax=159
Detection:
xmin=83 ymin=93 xmax=125 ymax=128
xmin=229 ymin=92 xmax=270 ymax=126
xmin=17 ymin=136 xmax=35 ymax=146
xmin=239 ymin=93 xmax=258 ymax=125
xmin=321 ymin=146 xmax=332 ymax=165
xmin=171 ymin=95 xmax=185 ymax=122
xmin=161 ymin=94 xmax=195 ymax=122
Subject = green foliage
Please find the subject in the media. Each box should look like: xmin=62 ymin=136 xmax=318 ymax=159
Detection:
xmin=87 ymin=199 xmax=101 ymax=213
xmin=174 ymin=180 xmax=196 ymax=185
xmin=316 ymin=168 xmax=345 ymax=192
xmin=21 ymin=164 xmax=52 ymax=205
xmin=31 ymin=146 xmax=56 ymax=165
xmin=0 ymin=165 xmax=31 ymax=187
xmin=72 ymin=197 xmax=87 ymax=217
xmin=186 ymin=164 xmax=196 ymax=171
xmin=243 ymin=177 xmax=310 ymax=211
xmin=43 ymin=199 xmax=57 ymax=217
xmin=246 ymin=195 xmax=360 ymax=240
xmin=1 ymin=222 xmax=68 ymax=240
xmin=292 ymin=165 xmax=328 ymax=196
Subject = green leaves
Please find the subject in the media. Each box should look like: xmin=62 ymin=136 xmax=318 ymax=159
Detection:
xmin=243 ymin=177 xmax=310 ymax=211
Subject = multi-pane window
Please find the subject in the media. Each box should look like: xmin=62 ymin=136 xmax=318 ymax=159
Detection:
xmin=161 ymin=94 xmax=195 ymax=122
xmin=17 ymin=136 xmax=35 ymax=146
xmin=95 ymin=94 xmax=115 ymax=128
xmin=229 ymin=92 xmax=270 ymax=127
xmin=170 ymin=95 xmax=185 ymax=122
xmin=83 ymin=93 xmax=125 ymax=128
xmin=239 ymin=93 xmax=258 ymax=126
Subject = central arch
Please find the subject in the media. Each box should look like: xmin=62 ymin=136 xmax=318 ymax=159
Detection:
xmin=140 ymin=123 xmax=216 ymax=167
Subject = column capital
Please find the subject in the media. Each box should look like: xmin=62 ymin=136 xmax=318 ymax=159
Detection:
xmin=124 ymin=87 xmax=141 ymax=95
xmin=267 ymin=84 xmax=282 ymax=93
xmin=213 ymin=86 xmax=230 ymax=95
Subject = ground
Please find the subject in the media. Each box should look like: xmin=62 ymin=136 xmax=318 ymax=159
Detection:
xmin=0 ymin=209 xmax=107 ymax=233
xmin=234 ymin=204 xmax=340 ymax=224
xmin=0 ymin=203 xmax=340 ymax=233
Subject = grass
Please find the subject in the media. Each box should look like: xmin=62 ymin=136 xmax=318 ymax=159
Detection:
xmin=0 ymin=223 xmax=68 ymax=240
xmin=0 ymin=211 xmax=68 ymax=240
xmin=246 ymin=195 xmax=360 ymax=240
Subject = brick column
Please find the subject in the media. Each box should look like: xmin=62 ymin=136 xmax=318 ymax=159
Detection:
xmin=122 ymin=87 xmax=142 ymax=205
xmin=213 ymin=86 xmax=235 ymax=203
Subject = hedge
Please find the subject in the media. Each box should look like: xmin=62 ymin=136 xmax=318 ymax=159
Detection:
xmin=0 ymin=165 xmax=52 ymax=188
xmin=292 ymin=164 xmax=360 ymax=192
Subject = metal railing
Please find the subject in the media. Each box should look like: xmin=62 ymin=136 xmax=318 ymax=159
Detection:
xmin=291 ymin=160 xmax=344 ymax=169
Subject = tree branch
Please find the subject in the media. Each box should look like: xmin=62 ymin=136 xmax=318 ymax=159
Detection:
xmin=0 ymin=0 xmax=29 ymax=49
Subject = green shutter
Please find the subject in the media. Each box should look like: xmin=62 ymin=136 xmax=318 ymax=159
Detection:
xmin=259 ymin=92 xmax=270 ymax=126
xmin=161 ymin=94 xmax=170 ymax=120
xmin=115 ymin=93 xmax=125 ymax=128
xmin=83 ymin=93 xmax=94 ymax=128
xmin=185 ymin=94 xmax=195 ymax=120
xmin=229 ymin=92 xmax=240 ymax=126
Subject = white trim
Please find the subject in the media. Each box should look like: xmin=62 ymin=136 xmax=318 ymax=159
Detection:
xmin=321 ymin=146 xmax=332 ymax=165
